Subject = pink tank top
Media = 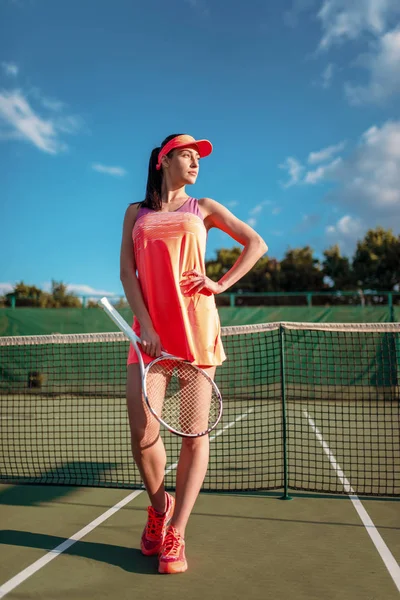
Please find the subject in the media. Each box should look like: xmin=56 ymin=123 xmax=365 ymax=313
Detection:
xmin=127 ymin=197 xmax=226 ymax=367
xmin=136 ymin=196 xmax=203 ymax=221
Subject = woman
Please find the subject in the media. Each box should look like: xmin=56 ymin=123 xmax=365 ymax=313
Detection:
xmin=120 ymin=133 xmax=268 ymax=574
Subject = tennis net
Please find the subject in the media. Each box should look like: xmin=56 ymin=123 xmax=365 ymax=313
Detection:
xmin=0 ymin=322 xmax=399 ymax=496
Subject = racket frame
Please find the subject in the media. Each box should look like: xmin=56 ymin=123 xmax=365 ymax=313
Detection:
xmin=100 ymin=297 xmax=223 ymax=437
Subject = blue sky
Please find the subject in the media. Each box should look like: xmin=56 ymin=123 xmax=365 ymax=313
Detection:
xmin=1 ymin=0 xmax=400 ymax=299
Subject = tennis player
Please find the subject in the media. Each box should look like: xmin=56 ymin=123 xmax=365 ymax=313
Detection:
xmin=120 ymin=134 xmax=268 ymax=574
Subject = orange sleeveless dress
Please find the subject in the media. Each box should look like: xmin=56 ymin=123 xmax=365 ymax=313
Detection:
xmin=127 ymin=197 xmax=226 ymax=367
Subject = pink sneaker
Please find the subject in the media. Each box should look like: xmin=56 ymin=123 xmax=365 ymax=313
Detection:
xmin=140 ymin=492 xmax=175 ymax=556
xmin=158 ymin=525 xmax=188 ymax=574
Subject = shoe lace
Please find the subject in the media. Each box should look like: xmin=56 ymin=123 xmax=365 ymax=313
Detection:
xmin=145 ymin=507 xmax=166 ymax=540
xmin=162 ymin=528 xmax=181 ymax=557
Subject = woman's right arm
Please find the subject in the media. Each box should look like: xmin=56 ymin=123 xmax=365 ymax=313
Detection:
xmin=120 ymin=204 xmax=161 ymax=357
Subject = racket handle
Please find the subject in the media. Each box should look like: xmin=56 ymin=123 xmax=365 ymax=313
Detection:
xmin=100 ymin=297 xmax=141 ymax=345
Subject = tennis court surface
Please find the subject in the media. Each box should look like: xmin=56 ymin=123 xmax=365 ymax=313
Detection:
xmin=1 ymin=322 xmax=399 ymax=598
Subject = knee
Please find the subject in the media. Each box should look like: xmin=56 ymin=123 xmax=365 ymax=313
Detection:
xmin=181 ymin=436 xmax=209 ymax=453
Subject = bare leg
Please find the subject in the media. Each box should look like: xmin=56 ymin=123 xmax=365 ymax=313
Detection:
xmin=126 ymin=363 xmax=167 ymax=513
xmin=171 ymin=365 xmax=216 ymax=537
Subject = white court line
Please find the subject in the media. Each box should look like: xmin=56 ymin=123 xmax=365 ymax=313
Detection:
xmin=304 ymin=410 xmax=400 ymax=593
xmin=0 ymin=408 xmax=253 ymax=598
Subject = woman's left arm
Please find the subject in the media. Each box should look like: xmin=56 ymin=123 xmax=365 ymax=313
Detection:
xmin=180 ymin=197 xmax=268 ymax=296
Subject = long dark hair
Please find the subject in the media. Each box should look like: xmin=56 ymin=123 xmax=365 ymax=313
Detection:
xmin=142 ymin=133 xmax=184 ymax=210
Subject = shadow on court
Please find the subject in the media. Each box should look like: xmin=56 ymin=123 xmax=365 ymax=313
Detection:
xmin=0 ymin=462 xmax=120 ymax=507
xmin=189 ymin=511 xmax=400 ymax=530
xmin=0 ymin=530 xmax=158 ymax=575
xmin=0 ymin=485 xmax=78 ymax=508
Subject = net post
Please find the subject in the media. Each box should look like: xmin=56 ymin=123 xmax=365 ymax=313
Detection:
xmin=279 ymin=323 xmax=292 ymax=500
xmin=388 ymin=292 xmax=394 ymax=322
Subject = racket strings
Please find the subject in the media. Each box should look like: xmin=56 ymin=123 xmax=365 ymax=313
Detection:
xmin=145 ymin=359 xmax=220 ymax=435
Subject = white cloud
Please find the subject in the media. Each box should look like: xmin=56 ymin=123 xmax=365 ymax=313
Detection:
xmin=281 ymin=121 xmax=400 ymax=251
xmin=317 ymin=0 xmax=400 ymax=50
xmin=279 ymin=157 xmax=304 ymax=188
xmin=321 ymin=63 xmax=335 ymax=88
xmin=41 ymin=282 xmax=117 ymax=300
xmin=314 ymin=121 xmax=400 ymax=243
xmin=65 ymin=284 xmax=116 ymax=297
xmin=248 ymin=200 xmax=272 ymax=221
xmin=304 ymin=156 xmax=343 ymax=184
xmin=308 ymin=140 xmax=346 ymax=164
xmin=331 ymin=121 xmax=400 ymax=212
xmin=0 ymin=282 xmax=14 ymax=295
xmin=304 ymin=165 xmax=326 ymax=185
xmin=289 ymin=1 xmax=400 ymax=105
xmin=285 ymin=0 xmax=399 ymax=46
xmin=281 ymin=151 xmax=344 ymax=186
xmin=2 ymin=62 xmax=19 ymax=77
xmin=313 ymin=63 xmax=338 ymax=90
xmin=312 ymin=2 xmax=400 ymax=103
xmin=309 ymin=121 xmax=400 ymax=211
xmin=0 ymin=89 xmax=82 ymax=154
xmin=226 ymin=201 xmax=238 ymax=208
xmin=247 ymin=217 xmax=257 ymax=227
xmin=28 ymin=87 xmax=66 ymax=112
xmin=40 ymin=97 xmax=65 ymax=112
xmin=53 ymin=115 xmax=83 ymax=134
xmin=0 ymin=281 xmax=118 ymax=301
xmin=250 ymin=204 xmax=263 ymax=215
xmin=271 ymin=207 xmax=282 ymax=215
xmin=326 ymin=215 xmax=364 ymax=235
xmin=345 ymin=26 xmax=400 ymax=104
xmin=282 ymin=121 xmax=400 ymax=215
xmin=325 ymin=215 xmax=364 ymax=253
xmin=91 ymin=163 xmax=127 ymax=177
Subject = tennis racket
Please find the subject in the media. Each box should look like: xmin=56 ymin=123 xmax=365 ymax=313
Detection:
xmin=100 ymin=297 xmax=223 ymax=437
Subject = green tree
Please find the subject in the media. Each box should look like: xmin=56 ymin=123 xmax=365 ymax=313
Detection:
xmin=50 ymin=280 xmax=80 ymax=308
xmin=5 ymin=281 xmax=81 ymax=307
xmin=5 ymin=282 xmax=48 ymax=307
xmin=206 ymin=247 xmax=276 ymax=292
xmin=352 ymin=227 xmax=400 ymax=290
xmin=114 ymin=297 xmax=129 ymax=309
xmin=280 ymin=246 xmax=325 ymax=291
xmin=232 ymin=256 xmax=283 ymax=292
xmin=206 ymin=247 xmax=241 ymax=287
xmin=322 ymin=245 xmax=355 ymax=290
